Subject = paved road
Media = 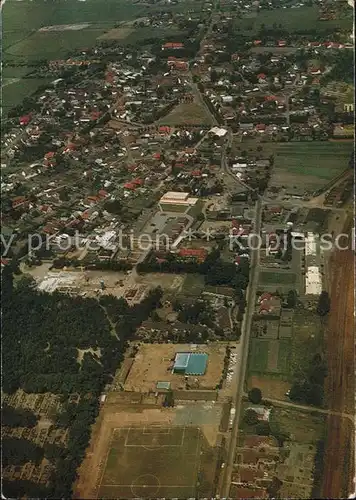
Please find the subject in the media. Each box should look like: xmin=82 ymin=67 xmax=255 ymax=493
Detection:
xmin=261 ymin=397 xmax=355 ymax=423
xmin=219 ymin=196 xmax=263 ymax=498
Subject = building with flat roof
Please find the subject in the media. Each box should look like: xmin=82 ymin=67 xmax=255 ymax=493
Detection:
xmin=172 ymin=352 xmax=208 ymax=375
xmin=159 ymin=191 xmax=199 ymax=212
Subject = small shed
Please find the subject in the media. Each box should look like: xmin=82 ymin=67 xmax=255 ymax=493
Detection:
xmin=156 ymin=381 xmax=171 ymax=392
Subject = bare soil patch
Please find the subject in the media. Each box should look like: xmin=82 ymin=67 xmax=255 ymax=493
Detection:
xmin=125 ymin=343 xmax=225 ymax=392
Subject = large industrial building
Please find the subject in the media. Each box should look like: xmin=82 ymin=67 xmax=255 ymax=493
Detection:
xmin=159 ymin=191 xmax=199 ymax=212
xmin=172 ymin=352 xmax=208 ymax=376
xmin=304 ymin=232 xmax=322 ymax=295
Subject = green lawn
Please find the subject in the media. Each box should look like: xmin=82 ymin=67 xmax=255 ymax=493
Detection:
xmin=249 ymin=339 xmax=269 ymax=372
xmin=277 ymin=340 xmax=291 ymax=375
xmin=260 ymin=271 xmax=297 ymax=286
xmin=181 ymin=274 xmax=205 ymax=297
xmin=268 ymin=141 xmax=353 ymax=192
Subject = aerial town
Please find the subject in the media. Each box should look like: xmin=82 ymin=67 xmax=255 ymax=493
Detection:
xmin=1 ymin=0 xmax=354 ymax=499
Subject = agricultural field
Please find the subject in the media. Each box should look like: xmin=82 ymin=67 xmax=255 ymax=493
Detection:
xmin=322 ymin=249 xmax=354 ymax=498
xmin=248 ymin=308 xmax=323 ymax=391
xmin=98 ymin=426 xmax=203 ymax=498
xmin=267 ymin=142 xmax=354 ymax=194
xmin=234 ymin=6 xmax=352 ymax=35
xmin=2 ymin=0 xmax=143 ymax=112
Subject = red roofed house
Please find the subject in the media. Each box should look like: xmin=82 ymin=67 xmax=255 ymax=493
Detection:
xmin=310 ymin=67 xmax=322 ymax=75
xmin=44 ymin=151 xmax=55 ymax=160
xmin=40 ymin=204 xmax=53 ymax=214
xmin=64 ymin=143 xmax=76 ymax=153
xmin=132 ymin=178 xmax=143 ymax=186
xmin=124 ymin=182 xmax=136 ymax=190
xmin=258 ymin=292 xmax=272 ymax=303
xmin=255 ymin=123 xmax=266 ymax=132
xmin=87 ymin=195 xmax=100 ymax=204
xmin=265 ymin=95 xmax=276 ymax=101
xmin=191 ymin=170 xmax=202 ymax=177
xmin=278 ymin=40 xmax=286 ymax=47
xmin=254 ymin=40 xmax=262 ymax=45
xmin=257 ymin=73 xmax=267 ymax=80
xmin=178 ymin=248 xmax=207 ymax=263
xmin=98 ymin=189 xmax=109 ymax=199
xmin=162 ymin=42 xmax=184 ymax=50
xmin=153 ymin=152 xmax=161 ymax=160
xmin=171 ymin=60 xmax=189 ymax=70
xmin=19 ymin=115 xmax=31 ymax=126
xmin=91 ymin=111 xmax=101 ymax=121
xmin=12 ymin=196 xmax=27 ymax=209
xmin=158 ymin=126 xmax=171 ymax=134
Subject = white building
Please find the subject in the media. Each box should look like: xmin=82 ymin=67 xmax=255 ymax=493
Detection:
xmin=159 ymin=191 xmax=198 ymax=211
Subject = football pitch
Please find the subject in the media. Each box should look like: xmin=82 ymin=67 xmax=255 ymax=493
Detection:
xmin=98 ymin=426 xmax=202 ymax=498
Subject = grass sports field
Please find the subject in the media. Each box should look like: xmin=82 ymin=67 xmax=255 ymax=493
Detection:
xmin=98 ymin=426 xmax=202 ymax=498
xmin=268 ymin=141 xmax=353 ymax=193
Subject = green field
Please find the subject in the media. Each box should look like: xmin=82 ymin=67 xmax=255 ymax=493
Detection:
xmin=260 ymin=271 xmax=297 ymax=286
xmin=290 ymin=311 xmax=323 ymax=376
xmin=160 ymin=102 xmax=214 ymax=126
xmin=234 ymin=6 xmax=352 ymax=34
xmin=268 ymin=142 xmax=353 ymax=192
xmin=99 ymin=426 xmax=203 ymax=499
xmin=249 ymin=339 xmax=269 ymax=372
xmin=181 ymin=274 xmax=206 ymax=297
xmin=2 ymin=78 xmax=52 ymax=112
xmin=277 ymin=340 xmax=291 ymax=375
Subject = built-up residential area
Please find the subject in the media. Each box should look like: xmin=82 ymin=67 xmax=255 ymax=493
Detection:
xmin=1 ymin=0 xmax=354 ymax=499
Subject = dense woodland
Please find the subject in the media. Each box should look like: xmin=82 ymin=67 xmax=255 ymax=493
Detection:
xmin=2 ymin=267 xmax=162 ymax=497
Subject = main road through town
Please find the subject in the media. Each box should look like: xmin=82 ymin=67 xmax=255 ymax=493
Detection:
xmin=219 ymin=196 xmax=263 ymax=499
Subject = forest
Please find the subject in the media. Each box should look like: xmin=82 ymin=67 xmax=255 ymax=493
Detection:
xmin=2 ymin=267 xmax=162 ymax=497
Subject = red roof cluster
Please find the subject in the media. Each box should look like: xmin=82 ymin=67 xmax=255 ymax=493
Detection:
xmin=162 ymin=42 xmax=184 ymax=49
xmin=158 ymin=126 xmax=171 ymax=134
xmin=19 ymin=115 xmax=31 ymax=126
xmin=178 ymin=248 xmax=207 ymax=262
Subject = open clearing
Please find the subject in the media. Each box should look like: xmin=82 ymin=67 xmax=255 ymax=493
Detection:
xmin=99 ymin=426 xmax=201 ymax=498
xmin=125 ymin=343 xmax=225 ymax=392
xmin=247 ymin=375 xmax=290 ymax=400
xmin=98 ymin=26 xmax=134 ymax=40
xmin=39 ymin=23 xmax=91 ymax=32
xmin=160 ymin=100 xmax=214 ymax=126
xmin=267 ymin=142 xmax=353 ymax=193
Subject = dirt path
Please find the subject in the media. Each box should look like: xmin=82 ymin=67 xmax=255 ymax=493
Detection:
xmin=321 ymin=249 xmax=354 ymax=498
